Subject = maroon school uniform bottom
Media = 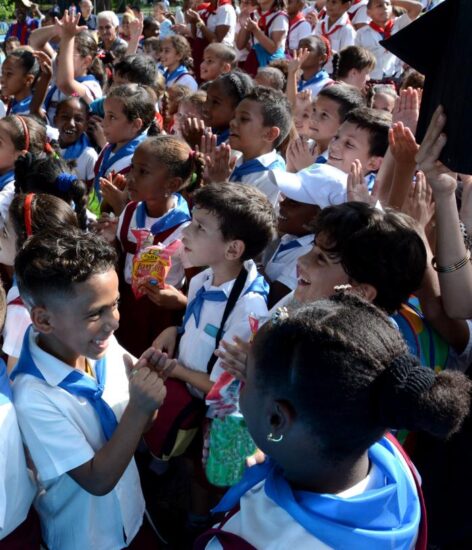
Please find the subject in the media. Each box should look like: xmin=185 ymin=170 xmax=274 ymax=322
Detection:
xmin=0 ymin=508 xmax=41 ymax=550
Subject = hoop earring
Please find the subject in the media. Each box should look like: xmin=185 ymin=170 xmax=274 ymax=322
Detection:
xmin=267 ymin=432 xmax=283 ymax=443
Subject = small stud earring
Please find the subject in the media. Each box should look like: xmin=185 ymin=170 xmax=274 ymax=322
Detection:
xmin=267 ymin=432 xmax=283 ymax=443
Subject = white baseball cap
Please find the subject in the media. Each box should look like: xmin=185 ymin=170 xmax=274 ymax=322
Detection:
xmin=270 ymin=164 xmax=347 ymax=208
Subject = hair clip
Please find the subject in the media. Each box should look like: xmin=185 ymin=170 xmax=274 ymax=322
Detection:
xmin=24 ymin=193 xmax=35 ymax=237
xmin=56 ymin=173 xmax=78 ymax=192
xmin=270 ymin=306 xmax=289 ymax=326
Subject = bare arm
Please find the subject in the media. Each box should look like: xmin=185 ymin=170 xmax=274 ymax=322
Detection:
xmin=28 ymin=24 xmax=58 ymax=59
xmin=392 ymin=0 xmax=422 ymax=20
xmin=169 ymin=363 xmax=213 ymax=394
xmin=246 ymin=17 xmax=285 ymax=54
xmin=55 ymin=12 xmax=90 ymax=100
xmin=416 ymin=106 xmax=472 ymax=319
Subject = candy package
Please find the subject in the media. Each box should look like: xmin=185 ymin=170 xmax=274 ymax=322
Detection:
xmin=131 ymin=229 xmax=180 ymax=299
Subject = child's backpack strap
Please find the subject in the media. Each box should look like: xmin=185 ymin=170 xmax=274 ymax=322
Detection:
xmin=206 ymin=267 xmax=249 ymax=374
xmin=119 ymin=201 xmax=181 ymax=255
xmin=385 ymin=433 xmax=428 ymax=550
xmin=120 ymin=201 xmax=139 ymax=255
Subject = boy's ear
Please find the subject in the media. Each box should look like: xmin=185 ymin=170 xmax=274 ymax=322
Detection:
xmin=25 ymin=73 xmax=35 ymax=88
xmin=30 ymin=306 xmax=55 ymax=334
xmin=221 ymin=62 xmax=232 ymax=74
xmin=132 ymin=117 xmax=144 ymax=133
xmin=351 ymin=282 xmax=377 ymax=304
xmin=366 ymin=155 xmax=383 ymax=173
xmin=225 ymin=239 xmax=245 ymax=261
xmin=263 ymin=125 xmax=281 ymax=145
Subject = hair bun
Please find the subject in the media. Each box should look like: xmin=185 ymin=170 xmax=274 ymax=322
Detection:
xmin=376 ymin=353 xmax=435 ymax=428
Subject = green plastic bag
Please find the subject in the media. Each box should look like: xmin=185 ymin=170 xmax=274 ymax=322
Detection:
xmin=205 ymin=415 xmax=257 ymax=487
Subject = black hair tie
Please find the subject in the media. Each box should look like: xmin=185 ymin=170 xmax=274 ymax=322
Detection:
xmin=376 ymin=354 xmax=436 ymax=428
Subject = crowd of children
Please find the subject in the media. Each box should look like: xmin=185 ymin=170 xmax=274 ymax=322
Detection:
xmin=1 ymin=0 xmax=471 ymax=548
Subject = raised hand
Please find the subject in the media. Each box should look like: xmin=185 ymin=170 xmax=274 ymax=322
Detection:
xmin=392 ymin=87 xmax=420 ymax=133
xmin=401 ymin=171 xmax=435 ymax=230
xmin=415 ymin=105 xmax=457 ymax=197
xmin=55 ymin=10 xmax=87 ymax=38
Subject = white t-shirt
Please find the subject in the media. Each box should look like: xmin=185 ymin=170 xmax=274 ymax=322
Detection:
xmin=254 ymin=10 xmax=289 ymax=45
xmin=178 ymin=260 xmax=268 ymax=385
xmin=12 ymin=331 xmax=145 ymax=550
xmin=46 ymin=78 xmax=103 ymax=122
xmin=0 ymin=361 xmax=36 ymax=539
xmin=287 ymin=18 xmax=312 ymax=51
xmin=355 ymin=14 xmax=411 ymax=79
xmin=314 ymin=13 xmax=357 ymax=74
xmin=265 ymin=233 xmax=314 ymax=291
xmin=230 ymin=150 xmax=284 ymax=206
xmin=116 ymin=198 xmax=192 ymax=287
xmin=207 ymin=4 xmax=237 ymax=46
xmin=0 ymin=181 xmax=15 ymax=229
xmin=60 ymin=146 xmax=98 ymax=184
xmin=348 ymin=0 xmax=370 ymax=26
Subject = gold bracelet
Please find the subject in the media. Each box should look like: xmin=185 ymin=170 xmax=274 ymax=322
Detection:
xmin=431 ymin=250 xmax=471 ymax=273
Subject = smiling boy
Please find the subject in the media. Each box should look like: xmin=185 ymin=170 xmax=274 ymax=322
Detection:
xmin=11 ymin=230 xmax=169 ymax=549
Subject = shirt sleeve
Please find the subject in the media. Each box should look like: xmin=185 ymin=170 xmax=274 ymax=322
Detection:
xmin=270 ymin=13 xmax=289 ymax=34
xmin=216 ymin=4 xmax=234 ymax=26
xmin=84 ymin=148 xmax=99 ymax=182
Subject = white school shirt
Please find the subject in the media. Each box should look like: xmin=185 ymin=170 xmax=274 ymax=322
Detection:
xmin=2 ymin=286 xmax=31 ymax=360
xmin=60 ymin=145 xmax=98 ymax=183
xmin=206 ymin=4 xmax=237 ymax=46
xmin=348 ymin=0 xmax=370 ymax=26
xmin=298 ymin=72 xmax=333 ymax=98
xmin=287 ymin=18 xmax=312 ymax=51
xmin=12 ymin=331 xmax=145 ymax=550
xmin=230 ymin=150 xmax=284 ymax=206
xmin=355 ymin=14 xmax=411 ymax=79
xmin=253 ymin=10 xmax=289 ymax=46
xmin=205 ymin=459 xmax=394 ymax=549
xmin=0 ymin=182 xmax=15 ymax=229
xmin=166 ymin=72 xmax=198 ymax=91
xmin=96 ymin=144 xmax=134 ymax=182
xmin=0 ymin=362 xmax=36 ymax=540
xmin=116 ymin=198 xmax=192 ymax=287
xmin=46 ymin=79 xmax=103 ymax=122
xmin=314 ymin=13 xmax=356 ymax=74
xmin=265 ymin=233 xmax=314 ymax=291
xmin=178 ymin=260 xmax=268 ymax=386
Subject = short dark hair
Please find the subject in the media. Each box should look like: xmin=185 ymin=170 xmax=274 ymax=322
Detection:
xmin=332 ymin=45 xmax=376 ymax=79
xmin=15 ymin=230 xmax=117 ymax=307
xmin=318 ymin=83 xmax=366 ymax=121
xmin=252 ymin=294 xmax=472 ymax=460
xmin=242 ymin=86 xmax=292 ymax=148
xmin=213 ymin=71 xmax=254 ymax=106
xmin=113 ymin=54 xmax=158 ymax=86
xmin=256 ymin=67 xmax=285 ymax=91
xmin=106 ymin=83 xmax=156 ymax=129
xmin=311 ymin=202 xmax=426 ymax=314
xmin=344 ymin=107 xmax=391 ymax=157
xmin=204 ymin=43 xmax=237 ymax=66
xmin=193 ymin=182 xmax=276 ymax=261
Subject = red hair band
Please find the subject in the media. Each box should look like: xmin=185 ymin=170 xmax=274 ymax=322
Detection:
xmin=24 ymin=193 xmax=35 ymax=237
xmin=15 ymin=115 xmax=30 ymax=152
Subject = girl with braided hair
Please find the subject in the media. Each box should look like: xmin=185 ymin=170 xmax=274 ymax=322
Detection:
xmin=196 ymin=293 xmax=471 ymax=548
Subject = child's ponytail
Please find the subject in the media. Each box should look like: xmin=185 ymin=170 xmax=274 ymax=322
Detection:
xmin=376 ymin=356 xmax=471 ymax=439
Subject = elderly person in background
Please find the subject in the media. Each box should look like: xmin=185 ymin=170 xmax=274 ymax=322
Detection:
xmin=79 ymin=0 xmax=97 ymax=31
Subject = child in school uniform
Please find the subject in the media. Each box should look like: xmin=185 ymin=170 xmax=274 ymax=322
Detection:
xmin=0 ymin=283 xmax=39 ymax=547
xmin=286 ymin=0 xmax=312 ymax=54
xmin=54 ymin=96 xmax=98 ymax=188
xmin=112 ymin=136 xmax=204 ymax=358
xmin=265 ymin=164 xmax=348 ymax=307
xmin=11 ymin=230 xmax=168 ymax=550
xmin=287 ymin=36 xmax=333 ymax=101
xmin=208 ymin=86 xmax=291 ymax=206
xmin=314 ymin=0 xmax=357 ymax=75
xmin=197 ymin=293 xmax=471 ymax=548
xmin=355 ymin=0 xmax=422 ymax=81
xmin=160 ymin=35 xmax=198 ymax=92
xmin=92 ymin=84 xmax=156 ymax=215
xmin=200 ymin=43 xmax=236 ymax=82
xmin=287 ymin=83 xmax=365 ymax=171
xmin=1 ymin=49 xmax=39 ymax=115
